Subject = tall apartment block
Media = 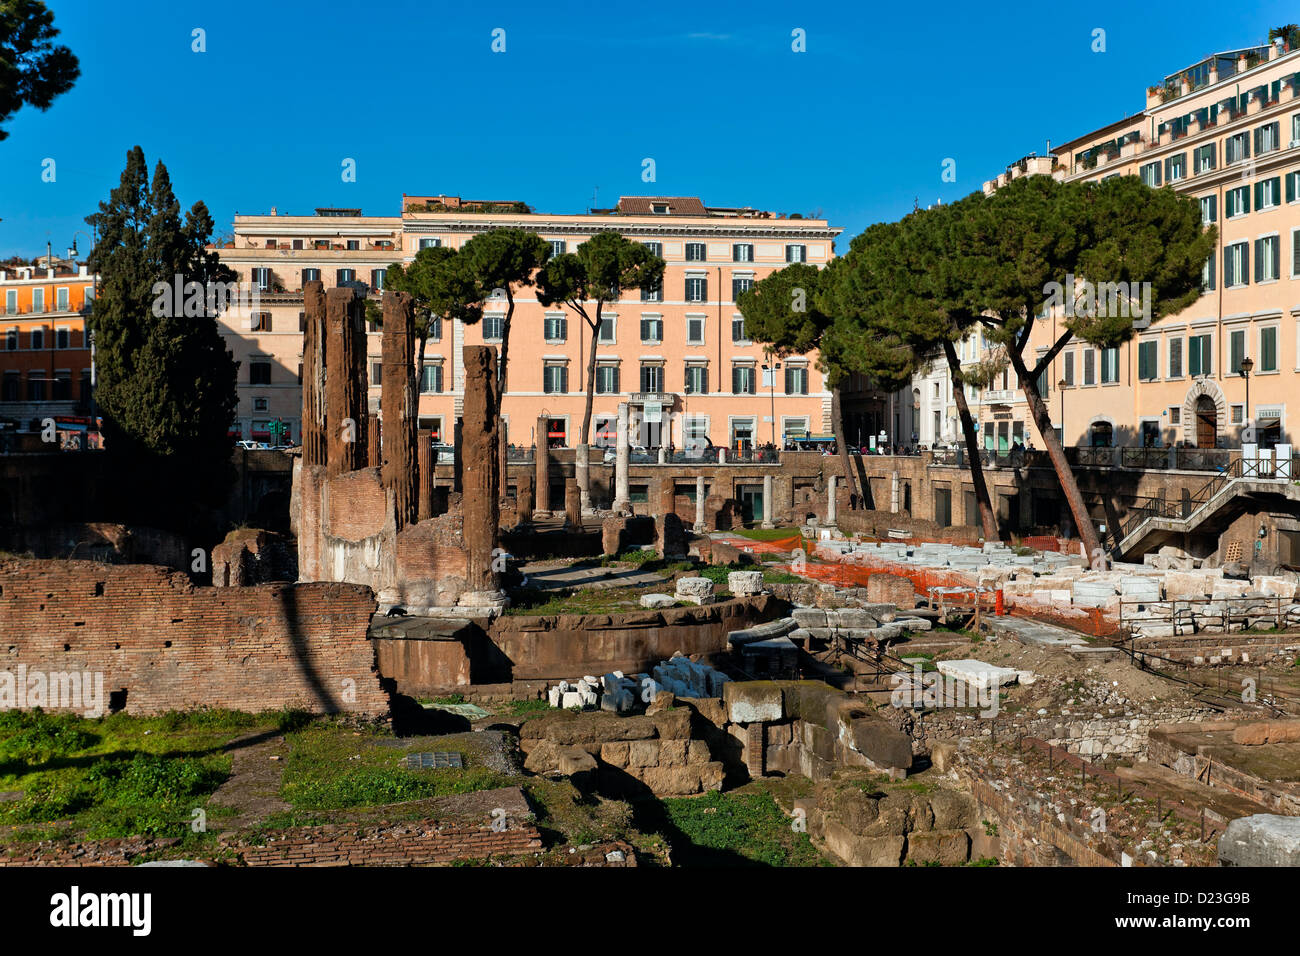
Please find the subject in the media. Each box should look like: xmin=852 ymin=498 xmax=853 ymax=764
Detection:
xmin=215 ymin=195 xmax=846 ymax=451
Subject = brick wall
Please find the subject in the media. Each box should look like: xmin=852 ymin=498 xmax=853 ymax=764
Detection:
xmin=235 ymin=821 xmax=545 ymax=866
xmin=0 ymin=559 xmax=389 ymax=717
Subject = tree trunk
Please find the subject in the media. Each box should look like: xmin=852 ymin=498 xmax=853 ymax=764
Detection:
xmin=943 ymin=340 xmax=999 ymax=541
xmin=498 ymin=289 xmax=513 ymax=393
xmin=576 ymin=306 xmax=601 ymax=510
xmin=830 ymin=382 xmax=862 ymax=511
xmin=1007 ymin=346 xmax=1101 ymax=558
xmin=416 ymin=330 xmax=428 ymax=394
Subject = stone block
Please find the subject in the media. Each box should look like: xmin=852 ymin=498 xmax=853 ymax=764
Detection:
xmin=627 ymin=739 xmax=660 ymax=768
xmin=674 ymin=576 xmax=715 ymax=605
xmin=724 ymin=681 xmax=784 ymax=723
xmin=698 ymin=761 xmax=724 ymax=792
xmin=906 ymin=829 xmax=970 ymax=865
xmin=556 ymin=745 xmax=597 ymax=776
xmin=1219 ymin=814 xmax=1300 ymax=866
xmin=728 ymin=570 xmax=765 ymax=596
xmin=599 ymin=741 xmax=630 ymax=768
xmin=824 ymin=821 xmax=905 ymax=867
xmin=639 ymin=593 xmax=677 ymax=609
xmin=651 ymin=707 xmax=692 ymax=740
xmin=687 ymin=739 xmax=711 ymax=766
xmin=659 ymin=739 xmax=687 ymax=767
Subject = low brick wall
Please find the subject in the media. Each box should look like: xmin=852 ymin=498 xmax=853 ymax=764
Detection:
xmin=0 ymin=559 xmax=389 ymax=717
xmin=235 ymin=821 xmax=545 ymax=866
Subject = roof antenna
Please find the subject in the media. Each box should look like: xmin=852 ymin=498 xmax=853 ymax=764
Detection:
xmin=591 ymin=186 xmax=599 ymax=211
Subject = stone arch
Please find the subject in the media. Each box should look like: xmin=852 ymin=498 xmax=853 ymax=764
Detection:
xmin=1182 ymin=379 xmax=1226 ymax=446
xmin=1085 ymin=414 xmax=1116 ymax=447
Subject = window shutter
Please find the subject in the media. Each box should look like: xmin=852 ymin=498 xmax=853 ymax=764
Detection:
xmin=1273 ymin=236 xmax=1281 ymax=279
xmin=1255 ymin=127 xmax=1262 ymax=154
xmin=1226 ymin=191 xmax=1235 ymax=218
xmin=1255 ymin=240 xmax=1263 ymax=283
xmin=1293 ymin=230 xmax=1300 ymax=277
xmin=1255 ymin=182 xmax=1263 ymax=210
xmin=1290 ymin=174 xmax=1297 ymax=204
xmin=1209 ymin=195 xmax=1217 ymax=221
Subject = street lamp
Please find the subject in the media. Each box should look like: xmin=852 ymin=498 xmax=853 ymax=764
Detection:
xmin=1057 ymin=377 xmax=1067 ymax=445
xmin=761 ymin=358 xmax=780 ymax=446
xmin=1239 ymin=356 xmax=1254 ymax=438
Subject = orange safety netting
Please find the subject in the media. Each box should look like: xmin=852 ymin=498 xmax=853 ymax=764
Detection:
xmin=715 ymin=533 xmax=805 ymax=556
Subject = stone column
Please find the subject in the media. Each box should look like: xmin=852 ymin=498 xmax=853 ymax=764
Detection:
xmin=499 ymin=420 xmax=509 ymax=503
xmin=658 ymin=446 xmax=667 ymax=464
xmin=301 ymin=281 xmax=327 ymax=468
xmin=459 ymin=346 xmax=506 ymax=608
xmin=762 ymin=473 xmax=775 ymax=529
xmin=417 ymin=428 xmax=435 ymax=521
xmin=534 ymin=415 xmax=551 ymax=514
xmin=718 ymin=447 xmax=727 ymax=464
xmin=576 ymin=443 xmax=592 ymax=514
xmin=564 ymin=477 xmax=582 ymax=529
xmin=613 ymin=402 xmax=630 ymax=513
xmin=516 ymin=470 xmax=534 ymax=524
xmin=367 ymin=418 xmax=381 ymax=469
xmin=890 ymin=471 xmax=900 ymax=514
xmin=380 ymin=291 xmax=417 ymax=529
xmin=827 ymin=474 xmax=838 ymax=525
xmin=325 ymin=287 xmax=367 ymax=476
xmin=694 ymin=475 xmax=707 ymax=532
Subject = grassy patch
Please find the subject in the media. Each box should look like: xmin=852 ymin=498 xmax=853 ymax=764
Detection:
xmin=500 ymin=699 xmax=551 ymax=718
xmin=651 ymin=787 xmax=830 ymax=867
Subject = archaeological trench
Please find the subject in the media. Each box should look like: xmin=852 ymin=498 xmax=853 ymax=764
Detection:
xmin=4 ymin=284 xmax=1300 ymax=866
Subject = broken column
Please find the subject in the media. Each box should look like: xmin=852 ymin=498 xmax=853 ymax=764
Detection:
xmin=694 ymin=475 xmax=707 ymax=532
xmin=459 ymin=346 xmax=506 ymax=609
xmin=301 ymin=281 xmax=327 ymax=468
xmin=324 ymin=287 xmax=368 ymax=476
xmin=417 ymin=428 xmax=435 ymax=521
xmin=762 ymin=473 xmax=775 ymax=529
xmin=564 ymin=477 xmax=582 ymax=529
xmin=516 ymin=470 xmax=534 ymax=524
xmin=380 ymin=290 xmax=418 ymax=529
xmin=827 ymin=474 xmax=838 ymax=525
xmin=535 ymin=414 xmax=551 ymax=514
xmin=613 ymin=402 xmax=630 ymax=513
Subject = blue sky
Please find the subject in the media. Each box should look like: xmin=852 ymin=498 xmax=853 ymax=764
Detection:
xmin=0 ymin=0 xmax=1292 ymax=258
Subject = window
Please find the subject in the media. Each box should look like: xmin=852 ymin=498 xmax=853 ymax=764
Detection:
xmin=684 ymin=364 xmax=707 ymax=394
xmin=1256 ymin=177 xmax=1282 ymax=211
xmin=732 ymin=276 xmax=753 ymax=300
xmin=1225 ymin=185 xmax=1250 ymax=218
xmin=1225 ymin=241 xmax=1250 ymax=287
xmin=250 ymin=361 xmax=271 ymax=385
xmin=370 ymin=362 xmax=382 ymax=387
xmin=56 ymin=288 xmax=69 ymax=311
xmin=1257 ymin=235 xmax=1280 ymax=282
xmin=1140 ymin=161 xmax=1162 ymax=187
xmin=1230 ymin=404 xmax=1244 ymax=425
xmin=1138 ymin=340 xmax=1158 ymax=380
xmin=543 ymin=363 xmax=567 ymax=394
xmin=1194 ymin=143 xmax=1216 ymax=174
xmin=733 ymin=243 xmax=754 ymax=262
xmin=642 ymin=241 xmax=662 ymax=257
xmin=595 ymin=364 xmax=620 ymax=394
xmin=302 ymin=268 xmax=320 ymax=284
xmin=420 ymin=364 xmax=443 ymax=394
xmin=1256 ymin=121 xmax=1281 ymax=155
xmin=732 ymin=315 xmax=748 ymax=342
xmin=345 ymin=240 xmax=359 ymax=251
xmin=640 ymin=277 xmax=662 ymax=303
xmin=1260 ymin=326 xmax=1278 ymax=372
xmin=549 ymin=239 xmax=566 ymax=257
xmin=4 ymin=290 xmax=15 ymax=314
xmin=336 ymin=268 xmax=355 ymax=285
xmin=29 ymin=327 xmax=43 ymax=350
xmin=784 ymin=365 xmax=808 ymax=394
xmin=1293 ymin=113 xmax=1300 ymax=146
xmin=1229 ymin=328 xmax=1246 ymax=372
xmin=544 ymin=315 xmax=567 ymax=342
xmin=55 ymin=328 xmax=69 ymax=349
xmin=640 ymin=314 xmax=662 ymax=342
xmin=686 ymin=315 xmax=705 ymax=344
xmin=371 ymin=268 xmax=386 ymax=291
xmin=250 ymin=312 xmax=270 ymax=332
xmin=1189 ymin=332 xmax=1212 ymax=376
xmin=1100 ymin=347 xmax=1119 ymax=384
xmin=685 ymin=242 xmax=706 ymax=262
xmin=684 ymin=417 xmax=709 ymax=449
xmin=1168 ymin=336 xmax=1183 ymax=377
xmin=1062 ymin=351 xmax=1074 ymax=386
xmin=291 ymin=239 xmax=303 ymax=250
xmin=639 ymin=363 xmax=663 ymax=393
xmin=1165 ymin=153 xmax=1186 ymax=182
xmin=785 ymin=244 xmax=806 ymax=263
xmin=685 ymin=276 xmax=707 ymax=302
xmin=1169 ymin=406 xmax=1181 ymax=426
xmin=428 ymin=316 xmax=442 ymax=341
xmin=732 ymin=364 xmax=755 ymax=394
xmin=1200 ymin=195 xmax=1217 ymax=224
xmin=253 ymin=397 xmax=269 ymax=413
xmin=1290 ymin=172 xmax=1300 ymax=205
xmin=1202 ymin=253 xmax=1216 ymax=291
xmin=251 ymin=268 xmax=271 ymax=291
xmin=598 ymin=315 xmax=615 ymax=343
xmin=1 ymin=372 xmax=17 ymax=400
xmin=26 ymin=372 xmax=44 ymax=401
xmin=1082 ymin=349 xmax=1096 ymax=385
xmin=1226 ymin=131 xmax=1251 ymax=164
xmin=418 ymin=238 xmax=441 ymax=249
xmin=4 ymin=329 xmax=16 ymax=350
xmin=482 ymin=315 xmax=504 ymax=340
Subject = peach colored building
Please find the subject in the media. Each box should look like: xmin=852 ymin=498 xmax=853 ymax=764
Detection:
xmin=216 ymin=196 xmax=843 ymax=451
xmin=978 ymin=37 xmax=1300 ymax=453
xmin=0 ymin=263 xmax=96 ymax=437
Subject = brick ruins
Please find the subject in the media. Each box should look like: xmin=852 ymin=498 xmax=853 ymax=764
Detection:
xmin=293 ymin=283 xmax=501 ymax=612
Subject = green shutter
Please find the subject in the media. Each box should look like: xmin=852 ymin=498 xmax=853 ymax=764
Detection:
xmin=1255 ymin=182 xmax=1263 ymax=209
xmin=1289 ymin=173 xmax=1296 ymax=204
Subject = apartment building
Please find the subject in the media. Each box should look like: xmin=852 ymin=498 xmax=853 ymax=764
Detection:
xmin=0 ymin=263 xmax=95 ymax=437
xmin=982 ymin=34 xmax=1300 ymax=451
xmin=215 ymin=196 xmax=842 ymax=450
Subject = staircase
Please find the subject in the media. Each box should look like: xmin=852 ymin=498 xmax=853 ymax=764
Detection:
xmin=1114 ymin=455 xmax=1298 ymax=558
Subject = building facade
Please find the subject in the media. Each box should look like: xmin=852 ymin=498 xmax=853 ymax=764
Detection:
xmin=0 ymin=263 xmax=96 ymax=442
xmin=215 ymin=196 xmax=843 ymax=451
xmin=980 ymin=35 xmax=1300 ymax=452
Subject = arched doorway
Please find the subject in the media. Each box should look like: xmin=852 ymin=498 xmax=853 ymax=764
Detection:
xmin=1195 ymin=395 xmax=1217 ymax=448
